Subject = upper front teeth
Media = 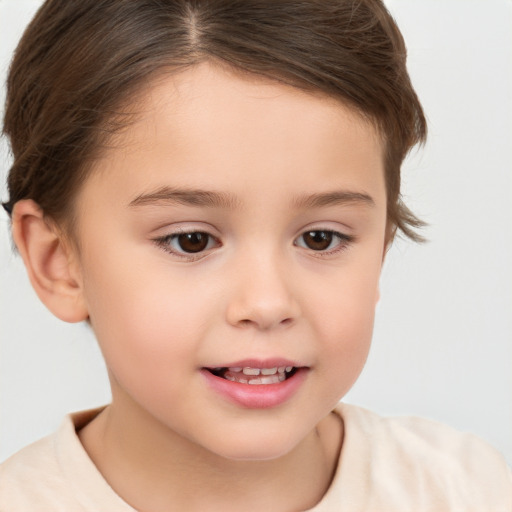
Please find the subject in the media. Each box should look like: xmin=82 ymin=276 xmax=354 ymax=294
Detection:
xmin=242 ymin=367 xmax=261 ymax=375
xmin=229 ymin=366 xmax=294 ymax=376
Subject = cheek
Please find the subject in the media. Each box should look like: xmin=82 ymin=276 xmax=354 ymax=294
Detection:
xmin=81 ymin=268 xmax=211 ymax=415
xmin=319 ymin=296 xmax=375 ymax=370
xmin=315 ymin=300 xmax=375 ymax=406
xmin=308 ymin=255 xmax=381 ymax=379
xmin=79 ymin=247 xmax=213 ymax=377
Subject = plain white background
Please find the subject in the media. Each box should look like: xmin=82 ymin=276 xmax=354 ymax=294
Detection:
xmin=1 ymin=0 xmax=511 ymax=465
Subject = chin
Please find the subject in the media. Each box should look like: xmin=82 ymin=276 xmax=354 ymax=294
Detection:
xmin=203 ymin=427 xmax=304 ymax=462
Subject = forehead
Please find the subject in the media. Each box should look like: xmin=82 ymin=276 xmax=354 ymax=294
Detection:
xmin=84 ymin=62 xmax=385 ymax=212
xmin=135 ymin=62 xmax=381 ymax=155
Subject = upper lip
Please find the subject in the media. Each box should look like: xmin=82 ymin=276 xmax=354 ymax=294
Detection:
xmin=204 ymin=358 xmax=304 ymax=369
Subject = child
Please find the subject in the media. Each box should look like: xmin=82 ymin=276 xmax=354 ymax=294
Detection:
xmin=0 ymin=0 xmax=510 ymax=510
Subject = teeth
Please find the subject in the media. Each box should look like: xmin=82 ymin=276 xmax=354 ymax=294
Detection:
xmin=216 ymin=365 xmax=297 ymax=384
xmin=245 ymin=374 xmax=283 ymax=385
xmin=246 ymin=376 xmax=281 ymax=385
xmin=224 ymin=366 xmax=295 ymax=375
xmin=260 ymin=375 xmax=280 ymax=384
xmin=242 ymin=368 xmax=261 ymax=376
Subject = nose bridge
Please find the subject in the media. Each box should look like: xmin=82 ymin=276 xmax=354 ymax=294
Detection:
xmin=225 ymin=241 xmax=300 ymax=330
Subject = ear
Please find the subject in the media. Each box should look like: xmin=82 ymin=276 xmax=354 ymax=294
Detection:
xmin=376 ymin=227 xmax=393 ymax=305
xmin=383 ymin=221 xmax=396 ymax=258
xmin=11 ymin=199 xmax=89 ymax=323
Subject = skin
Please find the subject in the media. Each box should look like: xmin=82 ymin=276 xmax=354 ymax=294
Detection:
xmin=13 ymin=62 xmax=388 ymax=511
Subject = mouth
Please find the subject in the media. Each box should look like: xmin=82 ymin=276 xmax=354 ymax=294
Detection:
xmin=201 ymin=361 xmax=307 ymax=408
xmin=205 ymin=366 xmax=298 ymax=385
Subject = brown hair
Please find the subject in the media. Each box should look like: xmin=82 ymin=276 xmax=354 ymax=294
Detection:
xmin=2 ymin=0 xmax=426 ymax=241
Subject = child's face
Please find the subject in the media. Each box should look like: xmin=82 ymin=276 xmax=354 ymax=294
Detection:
xmin=72 ymin=62 xmax=387 ymax=460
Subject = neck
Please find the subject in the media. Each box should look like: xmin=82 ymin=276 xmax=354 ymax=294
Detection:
xmin=78 ymin=398 xmax=342 ymax=512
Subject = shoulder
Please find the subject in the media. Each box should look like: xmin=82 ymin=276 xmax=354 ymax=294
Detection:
xmin=331 ymin=403 xmax=512 ymax=511
xmin=0 ymin=428 xmax=76 ymax=510
xmin=0 ymin=407 xmax=132 ymax=512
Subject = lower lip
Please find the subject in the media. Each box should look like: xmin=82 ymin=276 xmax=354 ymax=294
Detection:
xmin=201 ymin=368 xmax=308 ymax=409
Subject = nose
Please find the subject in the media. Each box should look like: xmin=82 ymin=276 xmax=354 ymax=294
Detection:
xmin=225 ymin=250 xmax=301 ymax=331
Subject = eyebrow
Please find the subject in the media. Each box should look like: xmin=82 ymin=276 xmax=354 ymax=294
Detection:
xmin=292 ymin=190 xmax=375 ymax=209
xmin=129 ymin=187 xmax=241 ymax=209
xmin=129 ymin=186 xmax=374 ymax=210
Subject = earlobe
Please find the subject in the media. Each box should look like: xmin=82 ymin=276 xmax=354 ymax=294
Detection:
xmin=11 ymin=200 xmax=89 ymax=323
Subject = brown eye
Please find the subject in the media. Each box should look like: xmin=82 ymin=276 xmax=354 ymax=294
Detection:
xmin=176 ymin=232 xmax=210 ymax=253
xmin=295 ymin=229 xmax=352 ymax=254
xmin=154 ymin=230 xmax=219 ymax=258
xmin=302 ymin=231 xmax=334 ymax=251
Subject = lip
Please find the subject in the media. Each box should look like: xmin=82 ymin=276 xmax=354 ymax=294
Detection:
xmin=201 ymin=360 xmax=308 ymax=409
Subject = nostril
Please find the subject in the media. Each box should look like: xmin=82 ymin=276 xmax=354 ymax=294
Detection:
xmin=237 ymin=317 xmax=294 ymax=329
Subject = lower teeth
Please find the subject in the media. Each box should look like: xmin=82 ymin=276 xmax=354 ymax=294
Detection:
xmin=224 ymin=374 xmax=286 ymax=385
xmin=219 ymin=368 xmax=295 ymax=384
xmin=207 ymin=365 xmax=298 ymax=384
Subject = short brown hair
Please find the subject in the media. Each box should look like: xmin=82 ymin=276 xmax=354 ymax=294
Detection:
xmin=2 ymin=0 xmax=427 ymax=241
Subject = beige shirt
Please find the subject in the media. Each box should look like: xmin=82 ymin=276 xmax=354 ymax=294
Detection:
xmin=1 ymin=403 xmax=511 ymax=511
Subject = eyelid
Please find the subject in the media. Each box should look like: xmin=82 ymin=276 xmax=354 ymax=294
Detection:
xmin=152 ymin=226 xmax=221 ymax=260
xmin=294 ymin=227 xmax=355 ymax=257
xmin=151 ymin=223 xmax=355 ymax=261
xmin=150 ymin=220 xmax=219 ymax=237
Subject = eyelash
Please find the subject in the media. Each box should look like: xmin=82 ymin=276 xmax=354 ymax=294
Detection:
xmin=294 ymin=230 xmax=354 ymax=257
xmin=153 ymin=230 xmax=220 ymax=261
xmin=153 ymin=229 xmax=354 ymax=260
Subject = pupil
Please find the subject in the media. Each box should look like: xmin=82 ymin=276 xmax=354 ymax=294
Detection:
xmin=178 ymin=233 xmax=208 ymax=253
xmin=304 ymin=231 xmax=332 ymax=251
